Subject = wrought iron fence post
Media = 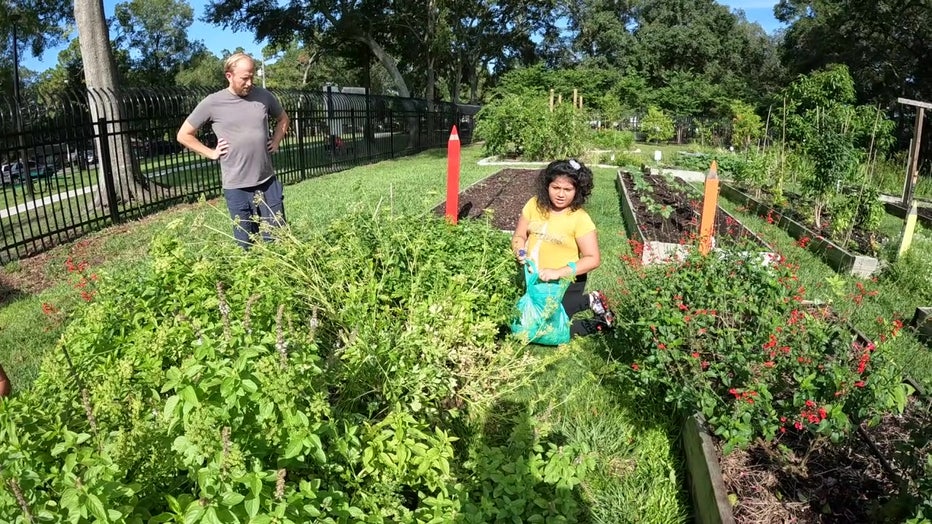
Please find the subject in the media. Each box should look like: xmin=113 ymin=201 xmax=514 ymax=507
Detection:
xmin=96 ymin=118 xmax=120 ymax=223
xmin=365 ymin=87 xmax=372 ymax=160
xmin=297 ymin=98 xmax=308 ymax=180
xmin=326 ymin=84 xmax=335 ymax=166
xmin=389 ymin=108 xmax=395 ymax=159
xmin=350 ymin=107 xmax=357 ymax=164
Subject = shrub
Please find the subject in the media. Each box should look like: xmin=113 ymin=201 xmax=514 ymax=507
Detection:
xmin=611 ymin=248 xmax=909 ymax=453
xmin=730 ymin=100 xmax=764 ymax=151
xmin=475 ymin=95 xmax=586 ymax=160
xmin=589 ymin=129 xmax=635 ymax=151
xmin=0 ymin=213 xmax=587 ymax=522
xmin=640 ymin=106 xmax=675 ymax=143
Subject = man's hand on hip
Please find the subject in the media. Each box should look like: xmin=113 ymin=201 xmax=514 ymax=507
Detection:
xmin=213 ymin=138 xmax=230 ymax=160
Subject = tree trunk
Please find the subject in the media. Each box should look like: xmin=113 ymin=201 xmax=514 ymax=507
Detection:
xmin=75 ymin=0 xmax=151 ymax=210
xmin=356 ymin=34 xmax=410 ymax=98
xmin=354 ymin=34 xmax=419 ymax=149
xmin=451 ymin=58 xmax=462 ymax=105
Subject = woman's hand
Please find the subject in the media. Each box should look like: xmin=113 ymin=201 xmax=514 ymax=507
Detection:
xmin=537 ymin=267 xmax=568 ymax=282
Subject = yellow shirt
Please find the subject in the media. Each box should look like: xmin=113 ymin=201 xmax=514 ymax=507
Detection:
xmin=522 ymin=197 xmax=596 ymax=270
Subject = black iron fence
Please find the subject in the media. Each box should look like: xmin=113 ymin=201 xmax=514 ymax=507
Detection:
xmin=0 ymin=86 xmax=476 ymax=263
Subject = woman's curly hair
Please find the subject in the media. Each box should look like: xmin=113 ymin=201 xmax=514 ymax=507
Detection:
xmin=534 ymin=159 xmax=594 ymax=214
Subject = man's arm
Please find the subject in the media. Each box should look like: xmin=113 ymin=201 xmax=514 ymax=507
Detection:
xmin=177 ymin=120 xmax=228 ymax=160
xmin=268 ymin=111 xmax=290 ymax=153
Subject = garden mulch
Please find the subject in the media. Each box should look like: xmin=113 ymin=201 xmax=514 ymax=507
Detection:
xmin=432 ymin=168 xmax=540 ymax=230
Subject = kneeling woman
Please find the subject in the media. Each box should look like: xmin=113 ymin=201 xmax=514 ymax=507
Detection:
xmin=511 ymin=159 xmax=614 ymax=336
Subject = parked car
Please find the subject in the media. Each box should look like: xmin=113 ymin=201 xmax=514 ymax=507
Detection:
xmin=26 ymin=160 xmax=56 ymax=179
xmin=1 ymin=163 xmax=13 ymax=185
xmin=3 ymin=160 xmax=55 ymax=182
xmin=78 ymin=149 xmax=97 ymax=169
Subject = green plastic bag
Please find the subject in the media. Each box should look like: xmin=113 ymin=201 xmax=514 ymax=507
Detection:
xmin=510 ymin=260 xmax=576 ymax=345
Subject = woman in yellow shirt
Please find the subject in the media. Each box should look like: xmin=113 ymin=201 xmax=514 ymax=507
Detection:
xmin=511 ymin=159 xmax=614 ymax=336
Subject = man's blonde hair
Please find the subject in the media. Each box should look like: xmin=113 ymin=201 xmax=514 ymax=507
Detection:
xmin=224 ymin=53 xmax=254 ymax=73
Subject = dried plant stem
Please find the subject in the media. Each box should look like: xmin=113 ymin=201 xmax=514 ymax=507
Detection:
xmin=81 ymin=388 xmax=98 ymax=434
xmin=275 ymin=468 xmax=287 ymax=501
xmin=276 ymin=305 xmax=288 ymax=367
xmin=8 ymin=478 xmax=34 ymax=523
xmin=308 ymin=306 xmax=319 ymax=340
xmin=221 ymin=426 xmax=231 ymax=475
xmin=243 ymin=294 xmax=261 ymax=333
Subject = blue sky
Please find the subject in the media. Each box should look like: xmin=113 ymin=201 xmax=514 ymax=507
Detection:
xmin=20 ymin=0 xmax=264 ymax=73
xmin=20 ymin=1 xmax=784 ymax=74
xmin=719 ymin=0 xmax=785 ymax=33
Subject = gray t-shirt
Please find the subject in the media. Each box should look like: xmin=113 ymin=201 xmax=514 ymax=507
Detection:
xmin=185 ymin=87 xmax=285 ymax=189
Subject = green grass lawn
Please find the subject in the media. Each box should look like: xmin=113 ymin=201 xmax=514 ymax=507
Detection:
xmin=6 ymin=142 xmax=927 ymax=521
xmin=0 ymin=144 xmax=690 ymax=521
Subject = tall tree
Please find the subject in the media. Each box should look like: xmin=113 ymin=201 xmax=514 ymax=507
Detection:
xmin=74 ymin=0 xmax=149 ymax=207
xmin=111 ymin=0 xmax=204 ymax=85
xmin=776 ymin=0 xmax=932 ymax=104
xmin=204 ymin=0 xmax=417 ymax=97
xmin=566 ymin=0 xmax=638 ymax=70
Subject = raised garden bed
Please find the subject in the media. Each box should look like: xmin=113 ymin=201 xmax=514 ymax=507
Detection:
xmin=720 ymin=183 xmax=881 ymax=278
xmin=884 ymin=201 xmax=932 ymax=229
xmin=617 ymin=171 xmax=775 ymax=265
xmin=684 ymin=325 xmax=931 ymax=523
xmin=432 ymin=168 xmax=539 ymax=231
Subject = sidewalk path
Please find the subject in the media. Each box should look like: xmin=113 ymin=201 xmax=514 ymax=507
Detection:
xmin=0 ymin=184 xmax=98 ymax=220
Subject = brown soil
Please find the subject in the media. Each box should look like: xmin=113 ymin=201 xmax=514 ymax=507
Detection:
xmin=621 ymin=172 xmax=766 ymax=248
xmin=720 ymin=393 xmax=932 ymax=523
xmin=432 ymin=168 xmax=540 ymax=230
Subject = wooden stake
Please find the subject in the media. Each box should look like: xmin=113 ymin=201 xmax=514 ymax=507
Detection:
xmin=558 ymin=93 xmax=562 ymax=105
xmin=549 ymin=89 xmax=555 ymax=112
xmin=897 ymin=200 xmax=919 ymax=259
xmin=897 ymin=97 xmax=930 ymax=206
xmin=573 ymin=89 xmax=578 ymax=108
xmin=698 ymin=160 xmax=720 ymax=255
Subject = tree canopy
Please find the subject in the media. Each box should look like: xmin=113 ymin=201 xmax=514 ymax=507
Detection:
xmin=4 ymin=0 xmax=930 ymax=139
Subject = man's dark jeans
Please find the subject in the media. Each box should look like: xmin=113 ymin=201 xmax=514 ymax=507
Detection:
xmin=223 ymin=176 xmax=286 ymax=249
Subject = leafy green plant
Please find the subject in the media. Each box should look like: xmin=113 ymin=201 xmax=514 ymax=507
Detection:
xmin=589 ymin=129 xmax=635 ymax=151
xmin=730 ymin=100 xmax=764 ymax=151
xmin=458 ymin=409 xmax=594 ymax=523
xmin=611 ymin=248 xmax=910 ymax=453
xmin=475 ymin=95 xmax=586 ymax=160
xmin=882 ymin=228 xmax=932 ymax=304
xmin=0 ymin=212 xmax=589 ymax=522
xmin=803 ymin=129 xmax=860 ymax=229
xmin=640 ymin=106 xmax=675 ymax=144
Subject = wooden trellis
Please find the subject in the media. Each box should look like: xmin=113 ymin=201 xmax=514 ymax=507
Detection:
xmin=897 ymin=97 xmax=929 ymax=206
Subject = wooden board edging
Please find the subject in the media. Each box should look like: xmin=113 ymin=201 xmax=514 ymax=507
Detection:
xmin=682 ymin=414 xmax=736 ymax=524
xmin=719 ymin=183 xmax=880 ymax=278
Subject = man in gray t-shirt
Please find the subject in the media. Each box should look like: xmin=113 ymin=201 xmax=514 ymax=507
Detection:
xmin=177 ymin=52 xmax=290 ymax=249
